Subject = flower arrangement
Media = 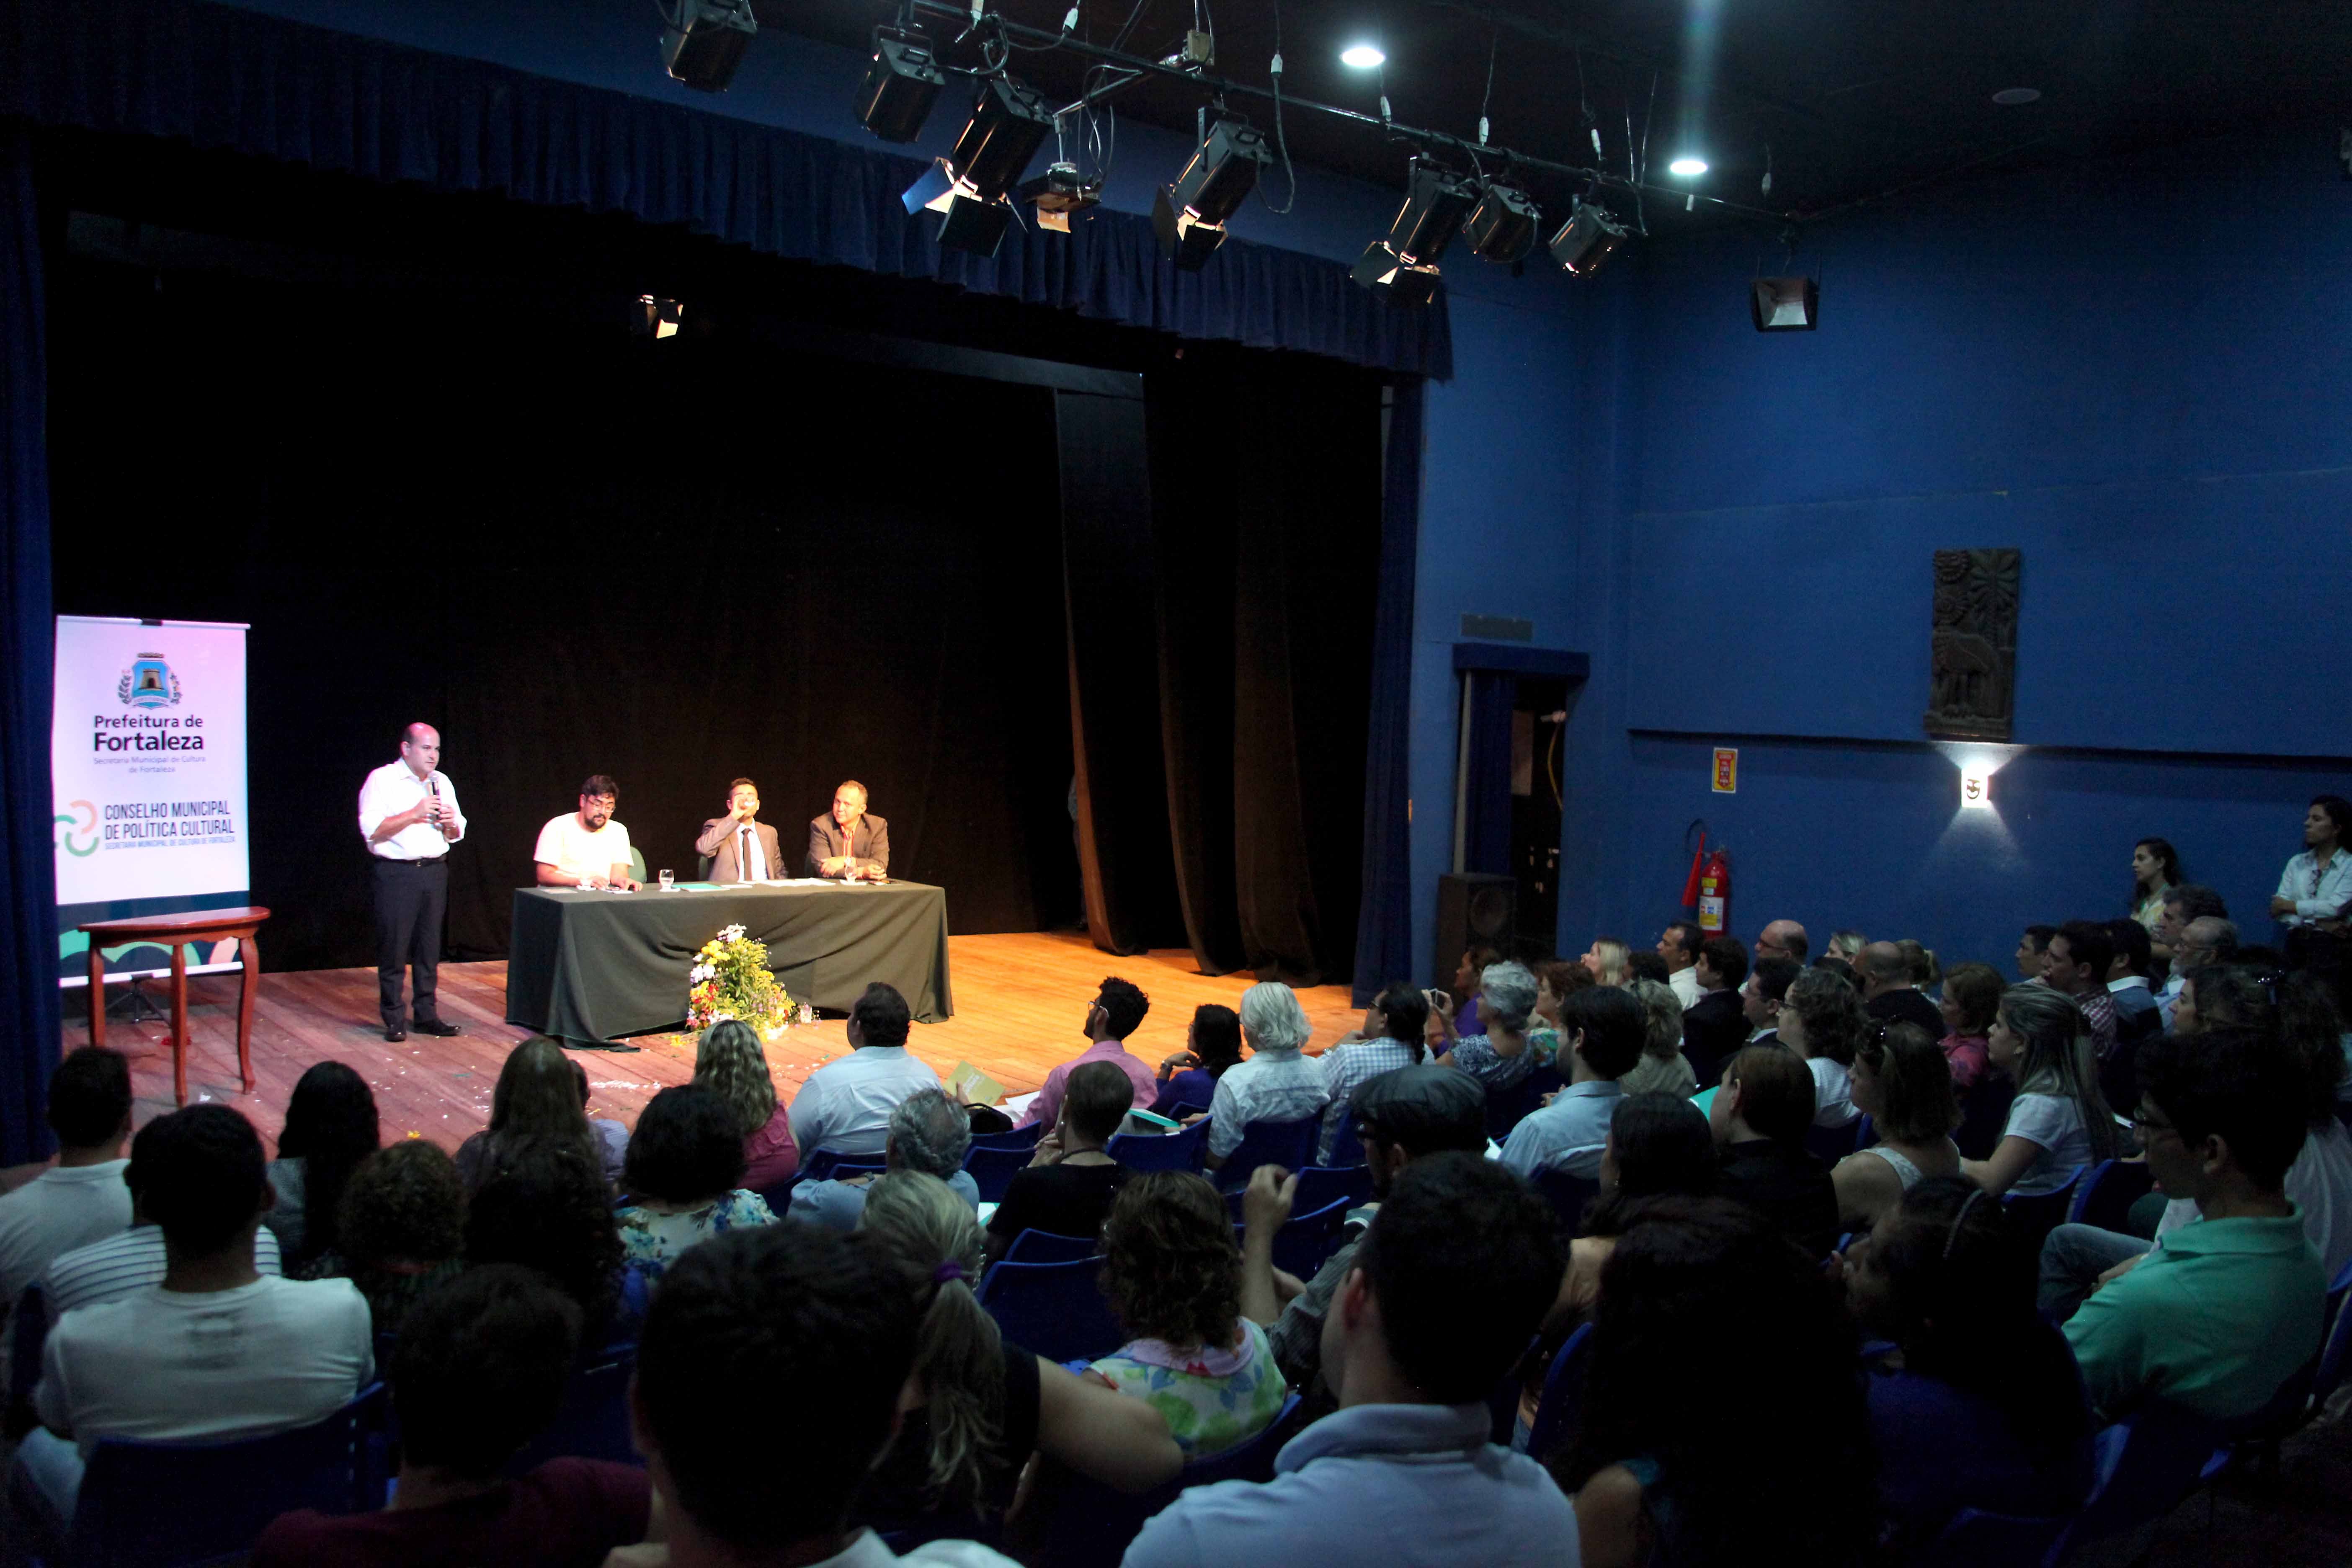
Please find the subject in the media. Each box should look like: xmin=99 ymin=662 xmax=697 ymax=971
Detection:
xmin=685 ymin=923 xmax=794 ymax=1035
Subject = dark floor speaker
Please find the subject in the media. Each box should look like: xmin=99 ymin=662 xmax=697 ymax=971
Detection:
xmin=1434 ymin=872 xmax=1518 ymax=987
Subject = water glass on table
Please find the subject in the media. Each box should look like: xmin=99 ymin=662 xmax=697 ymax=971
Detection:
xmin=659 ymin=869 xmax=674 ymax=891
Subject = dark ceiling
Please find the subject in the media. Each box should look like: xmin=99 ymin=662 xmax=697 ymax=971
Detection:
xmin=753 ymin=0 xmax=2352 ymax=233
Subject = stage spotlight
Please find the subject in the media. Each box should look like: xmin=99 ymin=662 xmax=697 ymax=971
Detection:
xmin=1751 ymin=275 xmax=1820 ymax=331
xmin=1352 ymin=159 xmax=1476 ymax=303
xmin=1462 ymin=181 xmax=1540 ymax=263
xmin=1547 ymin=199 xmax=1628 ymax=276
xmin=901 ymin=77 xmax=1056 ymax=257
xmin=1153 ymin=118 xmax=1272 ymax=269
xmin=662 ymin=0 xmax=756 ymax=93
xmin=1340 ymin=43 xmax=1385 ymax=69
xmin=855 ymin=28 xmax=945 ymax=144
xmin=1021 ymin=162 xmax=1102 ymax=233
xmin=633 ymin=295 xmax=683 ymax=339
xmin=1667 ymin=155 xmax=1708 ymax=177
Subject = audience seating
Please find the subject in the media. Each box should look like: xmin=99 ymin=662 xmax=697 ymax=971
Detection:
xmin=2000 ymin=1166 xmax=2089 ymax=1254
xmin=1000 ymin=1229 xmax=1097 ymax=1266
xmin=1292 ymin=1163 xmax=1375 ymax=1213
xmin=1910 ymin=1506 xmax=2073 ymax=1568
xmin=1485 ymin=1066 xmax=1563 ymax=1145
xmin=8 ymin=1281 xmax=50 ymax=1437
xmin=1854 ymin=1112 xmax=1877 ymax=1150
xmin=1260 ymin=1197 xmax=1354 ymax=1281
xmin=1524 ymin=1322 xmax=1596 ymax=1462
xmin=1106 ymin=1118 xmax=1209 ymax=1176
xmin=755 ymin=1176 xmax=799 ymax=1213
xmin=2066 ymin=1159 xmax=2157 ymax=1233
xmin=977 ymin=1257 xmax=1126 ymax=1363
xmin=505 ymin=1342 xmax=641 ymax=1476
xmin=798 ymin=1151 xmax=884 ymax=1185
xmin=1211 ymin=1116 xmax=1320 ymax=1193
xmin=1954 ymin=1076 xmax=2017 ymax=1161
xmin=1316 ymin=1101 xmax=1367 ymax=1167
xmin=11 ymin=1382 xmax=389 ymax=1568
xmin=1803 ymin=1118 xmax=1868 ymax=1168
xmin=963 ymin=1141 xmax=1039 ymax=1202
xmin=1533 ymin=1166 xmax=1601 ymax=1236
xmin=2048 ymin=1402 xmax=2233 ymax=1563
xmin=970 ymin=1122 xmax=1045 ymax=1150
xmin=1035 ymin=1392 xmax=1307 ymax=1568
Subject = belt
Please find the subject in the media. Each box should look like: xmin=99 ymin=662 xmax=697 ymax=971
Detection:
xmin=377 ymin=855 xmax=448 ymax=867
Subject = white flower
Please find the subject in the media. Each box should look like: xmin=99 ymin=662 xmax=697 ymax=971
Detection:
xmin=719 ymin=923 xmax=747 ymax=942
xmin=690 ymin=964 xmax=715 ymax=983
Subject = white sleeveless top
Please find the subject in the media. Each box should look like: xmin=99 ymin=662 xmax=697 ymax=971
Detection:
xmin=1862 ymin=1143 xmax=1926 ymax=1190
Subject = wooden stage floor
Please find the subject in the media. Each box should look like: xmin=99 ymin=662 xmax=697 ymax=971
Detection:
xmin=58 ymin=932 xmax=1365 ymax=1155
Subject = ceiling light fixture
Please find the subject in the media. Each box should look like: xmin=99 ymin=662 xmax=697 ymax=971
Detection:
xmin=1352 ymin=158 xmax=1476 ymax=305
xmin=1991 ymin=87 xmax=2041 ymax=106
xmin=855 ymin=28 xmax=946 ymax=143
xmin=1462 ymin=180 xmax=1541 ymax=264
xmin=900 ymin=76 xmax=1056 ymax=257
xmin=1153 ymin=117 xmax=1273 ymax=269
xmin=661 ymin=0 xmax=757 ymax=92
xmin=1339 ymin=43 xmax=1385 ymax=69
xmin=1547 ymin=199 xmax=1629 ymax=276
xmin=1751 ymin=275 xmax=1820 ymax=332
xmin=1667 ymin=156 xmax=1708 ymax=178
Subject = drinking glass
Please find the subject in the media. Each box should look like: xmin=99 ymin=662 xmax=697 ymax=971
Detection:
xmin=659 ymin=869 xmax=675 ymax=891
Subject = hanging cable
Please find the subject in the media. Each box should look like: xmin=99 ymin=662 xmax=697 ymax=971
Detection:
xmin=1259 ymin=0 xmax=1297 ymax=213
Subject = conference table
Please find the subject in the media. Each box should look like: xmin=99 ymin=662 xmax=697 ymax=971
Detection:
xmin=505 ymin=880 xmax=954 ymax=1044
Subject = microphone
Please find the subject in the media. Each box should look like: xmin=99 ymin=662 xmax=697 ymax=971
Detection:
xmin=427 ymin=776 xmax=441 ymax=829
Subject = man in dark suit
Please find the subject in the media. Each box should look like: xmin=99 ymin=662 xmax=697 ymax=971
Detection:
xmin=697 ymin=778 xmax=788 ymax=883
xmin=1856 ymin=941 xmax=1947 ymax=1037
xmin=1681 ymin=936 xmax=1751 ymax=1089
xmin=807 ymin=779 xmax=889 ymax=879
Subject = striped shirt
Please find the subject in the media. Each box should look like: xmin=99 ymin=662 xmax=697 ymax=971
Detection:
xmin=41 ymin=1224 xmax=284 ymax=1318
xmin=1315 ymin=1037 xmax=1420 ymax=1161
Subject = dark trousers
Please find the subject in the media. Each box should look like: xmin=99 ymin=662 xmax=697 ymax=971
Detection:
xmin=374 ymin=856 xmax=448 ymax=1028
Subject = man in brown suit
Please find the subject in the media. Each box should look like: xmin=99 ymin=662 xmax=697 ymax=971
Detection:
xmin=807 ymin=780 xmax=889 ymax=879
xmin=696 ymin=779 xmax=788 ymax=883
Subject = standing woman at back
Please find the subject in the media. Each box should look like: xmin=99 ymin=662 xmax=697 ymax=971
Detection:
xmin=2130 ymin=838 xmax=2182 ymax=934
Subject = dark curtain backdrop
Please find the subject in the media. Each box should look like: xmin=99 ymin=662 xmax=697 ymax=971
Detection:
xmin=48 ymin=260 xmax=1081 ymax=971
xmin=1351 ymin=381 xmax=1424 ymax=1003
xmin=1144 ymin=351 xmax=1383 ymax=986
xmin=0 ymin=127 xmax=59 ymax=1164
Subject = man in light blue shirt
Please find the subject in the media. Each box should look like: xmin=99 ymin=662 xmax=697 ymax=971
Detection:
xmin=787 ymin=984 xmax=943 ymax=1158
xmin=1499 ymin=987 xmax=1646 ymax=1178
xmin=791 ymin=1089 xmax=981 ymax=1230
xmin=1124 ymin=1153 xmax=1577 ymax=1568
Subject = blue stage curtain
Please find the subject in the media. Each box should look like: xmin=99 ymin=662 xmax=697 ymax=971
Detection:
xmin=0 ymin=125 xmax=59 ymax=1164
xmin=1351 ymin=380 xmax=1424 ymax=1004
xmin=0 ymin=0 xmax=1450 ymax=378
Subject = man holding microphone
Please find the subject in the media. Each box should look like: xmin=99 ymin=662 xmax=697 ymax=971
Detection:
xmin=697 ymin=778 xmax=787 ymax=884
xmin=358 ymin=722 xmax=465 ymax=1043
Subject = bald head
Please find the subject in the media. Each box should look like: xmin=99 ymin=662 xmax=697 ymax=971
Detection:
xmin=399 ymin=723 xmax=442 ymax=779
xmin=2179 ymin=916 xmax=2238 ymax=967
xmin=1755 ymin=920 xmax=1809 ymax=964
xmin=1854 ymin=941 xmax=1907 ymax=998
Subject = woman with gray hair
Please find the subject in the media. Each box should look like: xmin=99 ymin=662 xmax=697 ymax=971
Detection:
xmin=1203 ymin=982 xmax=1330 ymax=1171
xmin=1439 ymin=960 xmax=1542 ymax=1095
xmin=788 ymin=1088 xmax=978 ymax=1231
xmin=1617 ymin=977 xmax=1700 ymax=1098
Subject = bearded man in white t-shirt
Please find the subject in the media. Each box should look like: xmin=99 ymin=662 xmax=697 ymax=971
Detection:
xmin=534 ymin=774 xmax=640 ymax=890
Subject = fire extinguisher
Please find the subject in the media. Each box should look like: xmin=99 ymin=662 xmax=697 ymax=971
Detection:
xmin=1697 ymin=843 xmax=1731 ymax=936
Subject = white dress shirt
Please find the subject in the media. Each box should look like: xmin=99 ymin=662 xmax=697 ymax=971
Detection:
xmin=534 ymin=814 xmax=634 ymax=881
xmin=357 ymin=761 xmax=465 ymax=860
xmin=1668 ymin=966 xmax=1702 ymax=1008
xmin=2277 ymin=849 xmax=2352 ymax=927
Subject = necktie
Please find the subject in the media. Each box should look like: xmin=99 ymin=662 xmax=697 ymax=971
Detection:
xmin=738 ymin=827 xmax=752 ymax=883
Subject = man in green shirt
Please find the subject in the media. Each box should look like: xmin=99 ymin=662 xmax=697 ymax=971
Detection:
xmin=2063 ymin=1024 xmax=2325 ymax=1423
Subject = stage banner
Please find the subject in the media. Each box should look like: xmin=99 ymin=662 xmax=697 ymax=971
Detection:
xmin=50 ymin=616 xmax=252 ymax=985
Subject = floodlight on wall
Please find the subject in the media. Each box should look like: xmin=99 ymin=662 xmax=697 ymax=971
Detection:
xmin=1751 ymin=275 xmax=1820 ymax=331
xmin=901 ymin=76 xmax=1056 ymax=258
xmin=1153 ymin=118 xmax=1272 ymax=269
xmin=855 ymin=29 xmax=946 ymax=144
xmin=661 ymin=0 xmax=757 ymax=92
xmin=1021 ymin=162 xmax=1101 ymax=233
xmin=1547 ymin=199 xmax=1628 ymax=276
xmin=1462 ymin=181 xmax=1541 ymax=264
xmin=1353 ymin=159 xmax=1477 ymax=303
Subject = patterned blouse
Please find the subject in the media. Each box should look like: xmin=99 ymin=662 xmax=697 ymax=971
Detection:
xmin=1449 ymin=1034 xmax=1536 ymax=1094
xmin=1090 ymin=1317 xmax=1289 ymax=1458
xmin=616 ymin=1189 xmax=776 ymax=1291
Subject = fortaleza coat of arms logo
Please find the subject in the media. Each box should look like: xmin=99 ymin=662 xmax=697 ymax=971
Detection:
xmin=118 ymin=652 xmax=183 ymax=709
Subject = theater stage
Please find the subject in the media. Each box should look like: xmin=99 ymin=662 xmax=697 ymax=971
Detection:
xmin=55 ymin=932 xmax=1364 ymax=1155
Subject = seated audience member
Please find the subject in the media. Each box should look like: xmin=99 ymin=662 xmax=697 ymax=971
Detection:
xmin=1529 ymin=959 xmax=1594 ymax=1061
xmin=1934 ymin=962 xmax=2003 ymax=1091
xmin=2017 ymin=924 xmax=2058 ymax=983
xmin=1152 ymin=1004 xmax=1243 ymax=1118
xmin=1446 ymin=943 xmax=1504 ymax=1037
xmin=628 ymin=1223 xmax=1024 ymax=1568
xmin=692 ymin=1019 xmax=796 ymax=1189
xmin=793 ymin=1089 xmax=977 ymax=1231
xmin=1961 ymin=985 xmax=2123 ymax=1199
xmin=1091 ymin=1173 xmax=1287 ymax=1458
xmin=1582 ymin=936 xmax=1632 ymax=987
xmin=2045 ymin=920 xmax=2121 ymax=1073
xmin=1813 ymin=955 xmax=1857 ymax=985
xmin=2162 ymin=914 xmax=2238 ymax=1029
xmin=264 ymin=1060 xmax=381 ymax=1271
xmin=1826 ymin=929 xmax=1867 ymax=967
xmin=0 ymin=1047 xmax=133 ymax=1367
xmin=1754 ymin=919 xmax=1809 ymax=965
xmin=1548 ymin=1197 xmax=1873 ymax=1568
xmin=37 ymin=1117 xmax=285 ymax=1318
xmin=1846 ymin=1179 xmax=2094 ymax=1549
xmin=2105 ymin=918 xmax=2162 ymax=1041
xmin=1708 ymin=1045 xmax=1841 ymax=1260
xmin=1831 ymin=1023 xmax=1962 ymax=1233
xmin=790 ymin=983 xmax=941 ymax=1158
xmin=1627 ymin=950 xmax=1671 ymax=987
xmin=1854 ymin=942 xmax=1945 ymax=1038
xmin=1679 ymin=936 xmax=1750 ymax=1088
xmin=307 ymin=1140 xmax=467 ymax=1336
xmin=23 ymin=1106 xmax=372 ymax=1519
xmin=1777 ymin=967 xmax=1869 ymax=1127
xmin=985 ymin=1062 xmax=1133 ymax=1262
xmin=254 ymin=1265 xmax=658 ymax=1567
xmin=1499 ymin=986 xmax=1645 ymax=1178
xmin=1242 ymin=1068 xmax=1487 ymax=1395
xmin=1315 ymin=985 xmax=1427 ymax=1161
xmin=854 ymin=1173 xmax=1179 ymax=1537
xmin=2064 ymin=1026 xmax=2325 ymax=1422
xmin=572 ymin=1060 xmax=630 ymax=1188
xmin=1896 ymin=939 xmax=1940 ymax=988
xmin=1437 ymin=960 xmax=1541 ymax=1095
xmin=1021 ymin=977 xmax=1159 ymax=1130
xmin=1203 ymin=983 xmax=1330 ymax=1173
xmin=1741 ymin=956 xmax=1801 ymax=1048
xmin=465 ymin=1136 xmax=624 ymax=1350
xmin=456 ymin=1037 xmax=605 ymax=1194
xmin=1619 ymin=979 xmax=1699 ymax=1099
xmin=1125 ymin=1154 xmax=1570 ymax=1568
xmin=1656 ymin=922 xmax=1705 ymax=1008
xmin=616 ymin=1087 xmax=777 ymax=1300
